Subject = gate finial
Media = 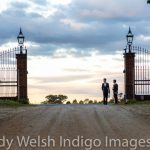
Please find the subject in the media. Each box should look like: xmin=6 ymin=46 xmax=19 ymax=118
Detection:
xmin=19 ymin=27 xmax=23 ymax=35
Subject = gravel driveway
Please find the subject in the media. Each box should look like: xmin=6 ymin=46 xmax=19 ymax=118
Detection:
xmin=0 ymin=104 xmax=150 ymax=150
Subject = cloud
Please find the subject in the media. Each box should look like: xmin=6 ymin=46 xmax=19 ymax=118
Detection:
xmin=61 ymin=19 xmax=89 ymax=30
xmin=67 ymin=0 xmax=147 ymax=21
xmin=48 ymin=0 xmax=71 ymax=6
xmin=30 ymin=74 xmax=93 ymax=83
xmin=1 ymin=0 xmax=150 ymax=56
xmin=0 ymin=1 xmax=10 ymax=13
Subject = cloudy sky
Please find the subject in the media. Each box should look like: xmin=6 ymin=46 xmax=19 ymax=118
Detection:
xmin=0 ymin=0 xmax=150 ymax=103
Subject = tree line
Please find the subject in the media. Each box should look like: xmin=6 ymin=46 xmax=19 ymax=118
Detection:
xmin=41 ymin=94 xmax=101 ymax=104
xmin=41 ymin=93 xmax=123 ymax=104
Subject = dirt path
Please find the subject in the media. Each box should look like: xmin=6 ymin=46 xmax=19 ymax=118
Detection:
xmin=0 ymin=104 xmax=150 ymax=150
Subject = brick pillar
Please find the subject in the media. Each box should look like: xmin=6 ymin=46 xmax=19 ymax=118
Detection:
xmin=16 ymin=52 xmax=28 ymax=102
xmin=124 ymin=52 xmax=135 ymax=100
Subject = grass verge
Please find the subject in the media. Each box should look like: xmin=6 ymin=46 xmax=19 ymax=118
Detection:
xmin=124 ymin=99 xmax=150 ymax=105
xmin=0 ymin=100 xmax=30 ymax=107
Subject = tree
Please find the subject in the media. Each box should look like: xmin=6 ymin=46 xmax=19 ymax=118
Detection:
xmin=84 ymin=98 xmax=89 ymax=104
xmin=44 ymin=94 xmax=68 ymax=104
xmin=72 ymin=99 xmax=78 ymax=104
xmin=41 ymin=101 xmax=47 ymax=104
xmin=79 ymin=100 xmax=84 ymax=104
xmin=88 ymin=100 xmax=93 ymax=104
xmin=93 ymin=100 xmax=98 ymax=104
xmin=66 ymin=101 xmax=71 ymax=104
xmin=58 ymin=95 xmax=68 ymax=103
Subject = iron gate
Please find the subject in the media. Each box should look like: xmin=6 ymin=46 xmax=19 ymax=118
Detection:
xmin=0 ymin=48 xmax=19 ymax=99
xmin=0 ymin=29 xmax=28 ymax=102
xmin=133 ymin=46 xmax=150 ymax=99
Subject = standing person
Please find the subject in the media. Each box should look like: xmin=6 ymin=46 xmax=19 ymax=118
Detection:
xmin=112 ymin=79 xmax=118 ymax=104
xmin=102 ymin=78 xmax=110 ymax=105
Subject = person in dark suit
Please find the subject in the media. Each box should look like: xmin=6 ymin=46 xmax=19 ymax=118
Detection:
xmin=102 ymin=78 xmax=110 ymax=105
xmin=112 ymin=79 xmax=118 ymax=104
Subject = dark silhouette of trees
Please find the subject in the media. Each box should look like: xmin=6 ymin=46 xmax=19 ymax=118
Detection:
xmin=44 ymin=94 xmax=68 ymax=104
xmin=41 ymin=94 xmax=101 ymax=105
xmin=88 ymin=100 xmax=93 ymax=104
xmin=72 ymin=99 xmax=78 ymax=104
xmin=84 ymin=98 xmax=89 ymax=104
xmin=79 ymin=100 xmax=84 ymax=104
xmin=66 ymin=101 xmax=71 ymax=104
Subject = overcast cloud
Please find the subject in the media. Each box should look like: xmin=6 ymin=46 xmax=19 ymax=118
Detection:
xmin=0 ymin=0 xmax=150 ymax=55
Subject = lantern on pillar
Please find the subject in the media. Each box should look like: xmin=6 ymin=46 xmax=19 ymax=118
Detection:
xmin=17 ymin=28 xmax=25 ymax=54
xmin=126 ymin=27 xmax=134 ymax=53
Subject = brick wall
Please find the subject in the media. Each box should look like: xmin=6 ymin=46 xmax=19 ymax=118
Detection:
xmin=16 ymin=53 xmax=28 ymax=101
xmin=124 ymin=53 xmax=135 ymax=99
